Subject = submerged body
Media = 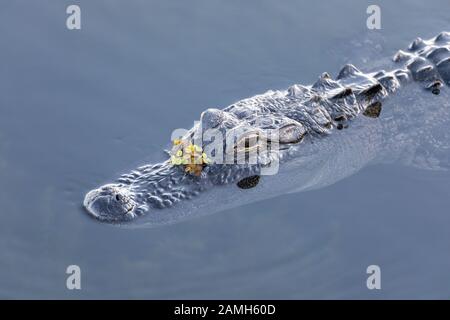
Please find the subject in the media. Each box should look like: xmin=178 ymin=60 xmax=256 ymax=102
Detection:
xmin=84 ymin=32 xmax=450 ymax=227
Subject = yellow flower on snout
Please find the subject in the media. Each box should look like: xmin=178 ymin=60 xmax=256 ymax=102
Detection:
xmin=170 ymin=155 xmax=183 ymax=165
xmin=202 ymin=152 xmax=210 ymax=164
xmin=182 ymin=153 xmax=192 ymax=164
xmin=169 ymin=139 xmax=211 ymax=175
xmin=185 ymin=144 xmax=201 ymax=155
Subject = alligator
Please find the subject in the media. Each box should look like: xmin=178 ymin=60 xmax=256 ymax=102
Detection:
xmin=84 ymin=32 xmax=450 ymax=227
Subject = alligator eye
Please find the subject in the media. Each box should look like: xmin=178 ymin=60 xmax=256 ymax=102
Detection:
xmin=278 ymin=123 xmax=306 ymax=144
xmin=235 ymin=132 xmax=261 ymax=152
xmin=115 ymin=194 xmax=121 ymax=201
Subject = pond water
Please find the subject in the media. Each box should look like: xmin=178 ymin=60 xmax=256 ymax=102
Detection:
xmin=0 ymin=0 xmax=449 ymax=298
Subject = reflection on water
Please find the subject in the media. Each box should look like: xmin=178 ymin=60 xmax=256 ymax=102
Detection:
xmin=0 ymin=0 xmax=449 ymax=298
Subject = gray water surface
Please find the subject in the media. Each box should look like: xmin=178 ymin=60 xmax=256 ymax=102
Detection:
xmin=1 ymin=0 xmax=450 ymax=299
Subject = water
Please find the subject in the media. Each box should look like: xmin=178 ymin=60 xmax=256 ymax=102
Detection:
xmin=0 ymin=0 xmax=450 ymax=299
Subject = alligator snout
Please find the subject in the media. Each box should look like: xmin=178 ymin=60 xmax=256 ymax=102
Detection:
xmin=83 ymin=184 xmax=137 ymax=222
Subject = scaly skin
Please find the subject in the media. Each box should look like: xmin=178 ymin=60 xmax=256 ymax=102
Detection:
xmin=84 ymin=32 xmax=450 ymax=226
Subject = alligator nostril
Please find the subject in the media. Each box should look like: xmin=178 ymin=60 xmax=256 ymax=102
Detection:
xmin=83 ymin=184 xmax=137 ymax=222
